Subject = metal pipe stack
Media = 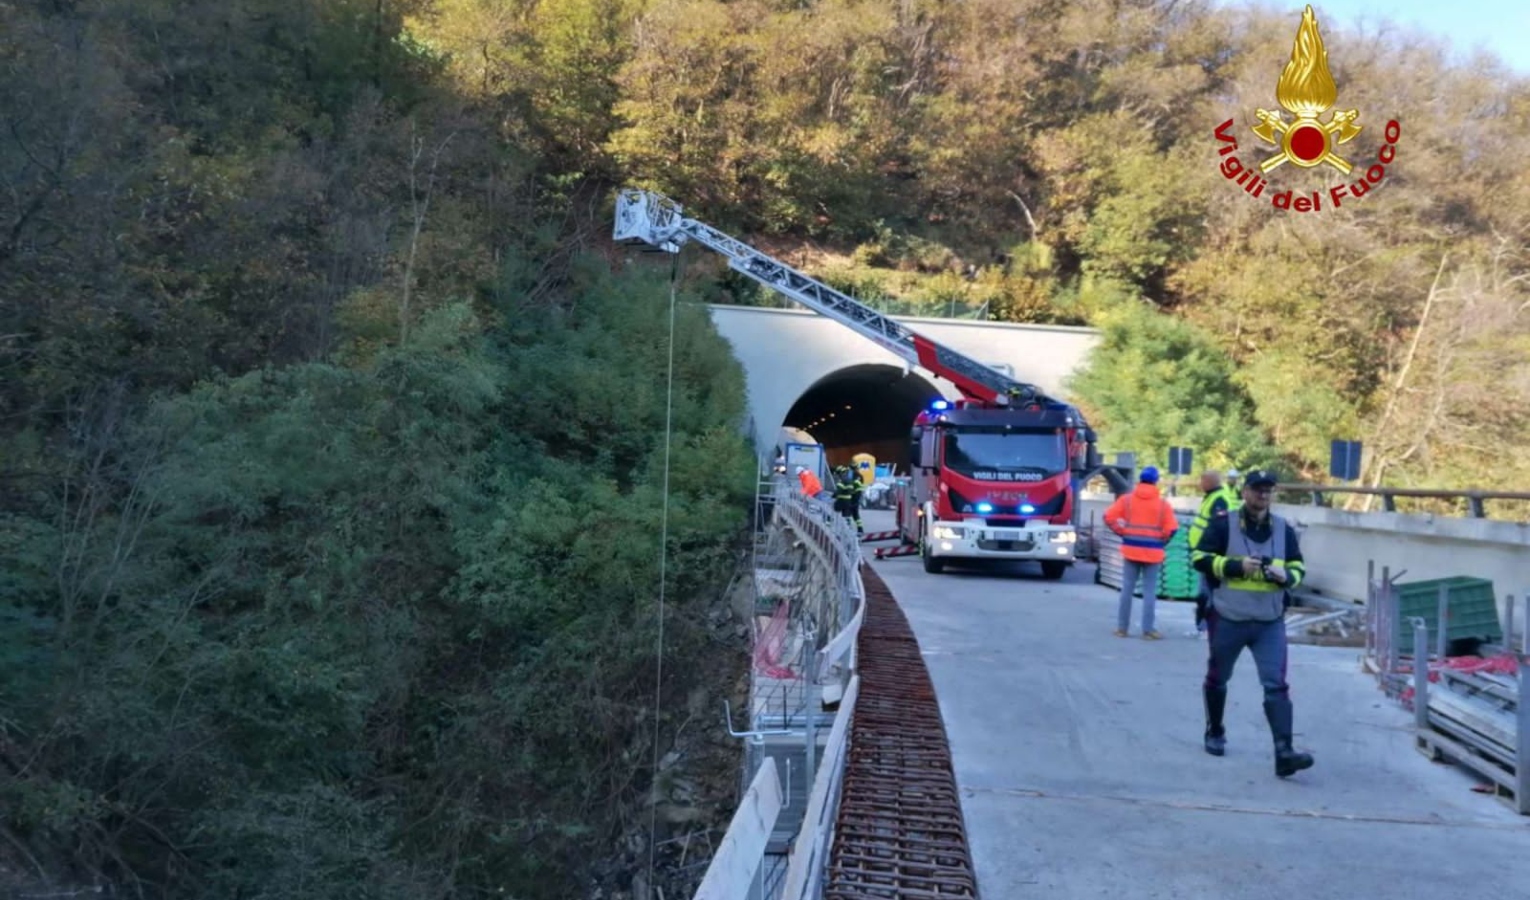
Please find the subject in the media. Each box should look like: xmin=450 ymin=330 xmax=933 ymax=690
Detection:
xmin=1407 ymin=619 xmax=1530 ymax=815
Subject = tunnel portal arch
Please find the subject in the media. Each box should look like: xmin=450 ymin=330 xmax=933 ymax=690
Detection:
xmin=783 ymin=363 xmax=942 ymax=472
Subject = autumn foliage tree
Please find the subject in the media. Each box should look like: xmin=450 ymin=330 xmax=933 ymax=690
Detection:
xmin=3 ymin=0 xmax=1529 ymax=896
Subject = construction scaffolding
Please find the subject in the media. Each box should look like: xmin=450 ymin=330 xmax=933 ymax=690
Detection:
xmin=1363 ymin=561 xmax=1530 ymax=815
xmin=665 ymin=460 xmax=861 ymax=897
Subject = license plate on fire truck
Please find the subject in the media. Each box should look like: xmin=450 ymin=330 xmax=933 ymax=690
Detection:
xmin=991 ymin=530 xmax=1020 ymax=542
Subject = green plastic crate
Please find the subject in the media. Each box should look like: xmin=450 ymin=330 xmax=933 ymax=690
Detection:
xmin=1390 ymin=576 xmax=1502 ymax=652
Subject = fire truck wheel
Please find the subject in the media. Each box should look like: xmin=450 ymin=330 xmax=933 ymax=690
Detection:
xmin=1040 ymin=560 xmax=1068 ymax=580
xmin=920 ymin=525 xmax=945 ymax=574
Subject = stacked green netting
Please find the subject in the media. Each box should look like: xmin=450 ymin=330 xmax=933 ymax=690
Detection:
xmin=1157 ymin=520 xmax=1200 ymax=599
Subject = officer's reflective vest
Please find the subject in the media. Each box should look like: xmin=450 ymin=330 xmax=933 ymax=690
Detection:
xmin=1208 ymin=512 xmax=1301 ymax=622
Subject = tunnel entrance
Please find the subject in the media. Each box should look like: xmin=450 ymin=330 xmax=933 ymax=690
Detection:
xmin=782 ymin=364 xmax=943 ymax=472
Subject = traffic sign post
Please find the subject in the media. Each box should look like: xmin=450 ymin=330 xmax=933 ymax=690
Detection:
xmin=1167 ymin=446 xmax=1194 ymax=477
xmin=1329 ymin=439 xmax=1362 ymax=482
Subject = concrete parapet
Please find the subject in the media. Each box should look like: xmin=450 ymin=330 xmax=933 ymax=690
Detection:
xmin=1080 ymin=494 xmax=1530 ymax=627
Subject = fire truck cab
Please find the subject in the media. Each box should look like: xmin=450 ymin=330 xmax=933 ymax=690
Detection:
xmin=897 ymin=399 xmax=1083 ymax=578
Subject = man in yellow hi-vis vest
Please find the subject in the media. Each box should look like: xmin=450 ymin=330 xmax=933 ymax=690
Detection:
xmin=1188 ymin=471 xmax=1241 ymax=636
xmin=1192 ymin=469 xmax=1314 ymax=779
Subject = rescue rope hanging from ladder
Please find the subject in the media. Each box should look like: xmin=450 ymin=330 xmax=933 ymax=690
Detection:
xmin=645 ymin=248 xmax=682 ymax=897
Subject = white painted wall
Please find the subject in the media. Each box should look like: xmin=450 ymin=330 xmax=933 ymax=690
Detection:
xmin=707 ymin=305 xmax=1100 ymax=461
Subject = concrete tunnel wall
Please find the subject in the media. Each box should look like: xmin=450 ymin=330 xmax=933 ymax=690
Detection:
xmin=706 ymin=305 xmax=1102 ymax=467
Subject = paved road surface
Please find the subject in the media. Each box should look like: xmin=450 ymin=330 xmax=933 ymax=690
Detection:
xmin=858 ymin=510 xmax=1528 ymax=899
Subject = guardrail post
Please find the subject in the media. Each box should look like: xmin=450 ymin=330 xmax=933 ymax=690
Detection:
xmin=1467 ymin=493 xmax=1485 ymax=518
xmin=1386 ymin=570 xmax=1400 ymax=680
xmin=1522 ymin=594 xmax=1529 ymax=655
xmin=1412 ymin=618 xmax=1429 ymax=734
xmin=1370 ymin=560 xmax=1383 ymax=664
xmin=1516 ymin=654 xmax=1529 ymax=814
xmin=1505 ymin=594 xmax=1515 ymax=656
xmin=1382 ymin=493 xmax=1396 ymax=512
xmin=804 ymin=643 xmax=818 ymax=790
xmin=1436 ymin=582 xmax=1450 ymax=660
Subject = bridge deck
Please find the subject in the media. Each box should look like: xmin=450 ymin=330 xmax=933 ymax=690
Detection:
xmin=859 ymin=510 xmax=1527 ymax=899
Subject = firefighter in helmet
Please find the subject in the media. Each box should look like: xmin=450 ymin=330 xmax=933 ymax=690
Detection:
xmin=831 ymin=464 xmax=865 ymax=535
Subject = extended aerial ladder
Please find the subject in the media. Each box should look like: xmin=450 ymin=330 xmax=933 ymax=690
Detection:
xmin=617 ymin=188 xmax=1131 ymax=578
xmin=618 ymin=190 xmax=1073 ymax=404
xmin=613 ymin=187 xmax=1131 ymax=484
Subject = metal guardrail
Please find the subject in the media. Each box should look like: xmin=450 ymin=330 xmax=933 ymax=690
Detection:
xmin=1273 ymin=483 xmax=1530 ymax=520
xmin=696 ymin=479 xmax=865 ymax=899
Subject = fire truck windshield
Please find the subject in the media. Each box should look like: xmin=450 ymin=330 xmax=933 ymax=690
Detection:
xmin=941 ymin=429 xmax=1066 ymax=482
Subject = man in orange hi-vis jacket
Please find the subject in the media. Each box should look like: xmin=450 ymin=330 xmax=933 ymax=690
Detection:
xmin=1105 ymin=466 xmax=1179 ymax=639
xmin=795 ymin=465 xmax=823 ymax=498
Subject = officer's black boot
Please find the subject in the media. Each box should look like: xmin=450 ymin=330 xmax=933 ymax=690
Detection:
xmin=1263 ymin=697 xmax=1314 ymax=777
xmin=1203 ymin=686 xmax=1227 ymax=756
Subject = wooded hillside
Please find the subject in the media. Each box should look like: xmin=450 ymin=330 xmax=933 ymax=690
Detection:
xmin=2 ymin=0 xmax=1526 ymax=897
xmin=585 ymin=0 xmax=1529 ymax=494
xmin=1 ymin=1 xmax=756 ymax=897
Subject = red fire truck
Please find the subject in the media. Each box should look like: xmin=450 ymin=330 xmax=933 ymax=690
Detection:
xmin=900 ymin=398 xmax=1089 ymax=577
xmin=613 ymin=188 xmax=1131 ymax=577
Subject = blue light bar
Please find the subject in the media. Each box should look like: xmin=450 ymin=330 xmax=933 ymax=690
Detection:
xmin=975 ymin=502 xmax=993 ymax=514
xmin=930 ymin=399 xmax=949 ymax=410
xmin=1020 ymin=504 xmax=1036 ymax=514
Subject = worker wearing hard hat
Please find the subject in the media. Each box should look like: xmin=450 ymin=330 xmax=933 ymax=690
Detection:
xmin=796 ymin=465 xmax=823 ymax=498
xmin=1104 ymin=466 xmax=1179 ymax=640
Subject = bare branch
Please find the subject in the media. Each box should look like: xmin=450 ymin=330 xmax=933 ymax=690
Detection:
xmin=400 ymin=122 xmax=459 ymax=345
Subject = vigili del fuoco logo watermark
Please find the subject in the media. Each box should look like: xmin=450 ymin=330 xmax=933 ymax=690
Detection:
xmin=1213 ymin=5 xmax=1399 ymax=213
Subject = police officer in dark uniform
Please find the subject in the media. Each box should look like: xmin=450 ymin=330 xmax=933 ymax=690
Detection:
xmin=1191 ymin=469 xmax=1315 ymax=778
xmin=831 ymin=465 xmax=865 ymax=535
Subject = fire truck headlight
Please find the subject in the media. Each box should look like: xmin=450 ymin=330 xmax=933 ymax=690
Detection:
xmin=932 ymin=525 xmax=965 ymax=540
xmin=1049 ymin=530 xmax=1077 ymax=543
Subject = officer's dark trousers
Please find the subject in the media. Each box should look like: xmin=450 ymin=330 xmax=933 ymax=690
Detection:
xmin=1203 ymin=611 xmax=1289 ymax=698
xmin=1203 ymin=610 xmax=1296 ymax=744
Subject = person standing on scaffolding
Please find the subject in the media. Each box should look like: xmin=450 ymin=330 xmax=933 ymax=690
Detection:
xmin=831 ymin=464 xmax=865 ymax=535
